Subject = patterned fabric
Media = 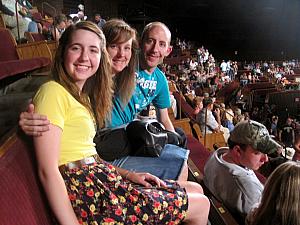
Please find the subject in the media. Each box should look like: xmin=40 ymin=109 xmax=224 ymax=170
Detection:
xmin=60 ymin=159 xmax=188 ymax=225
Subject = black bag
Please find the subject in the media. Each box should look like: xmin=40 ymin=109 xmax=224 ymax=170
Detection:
xmin=94 ymin=128 xmax=131 ymax=161
xmin=126 ymin=119 xmax=184 ymax=157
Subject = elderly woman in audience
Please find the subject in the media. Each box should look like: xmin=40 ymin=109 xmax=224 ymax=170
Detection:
xmin=246 ymin=161 xmax=300 ymax=225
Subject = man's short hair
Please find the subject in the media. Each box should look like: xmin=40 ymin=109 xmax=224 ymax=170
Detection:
xmin=202 ymin=97 xmax=213 ymax=108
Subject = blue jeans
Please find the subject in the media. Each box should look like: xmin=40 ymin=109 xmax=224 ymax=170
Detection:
xmin=109 ymin=144 xmax=189 ymax=180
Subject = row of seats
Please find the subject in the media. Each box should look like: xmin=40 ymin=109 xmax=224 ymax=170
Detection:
xmin=171 ymin=91 xmax=227 ymax=151
xmin=0 ymin=27 xmax=51 ymax=82
xmin=0 ymin=24 xmax=53 ymax=137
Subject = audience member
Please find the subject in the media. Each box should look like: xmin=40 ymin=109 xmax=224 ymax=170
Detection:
xmin=197 ymin=97 xmax=221 ymax=134
xmin=192 ymin=96 xmax=203 ymax=115
xmin=222 ymin=106 xmax=235 ymax=132
xmin=269 ymin=115 xmax=279 ymax=138
xmin=65 ymin=15 xmax=73 ymax=28
xmin=1 ymin=0 xmax=31 ymax=39
xmin=246 ymin=161 xmax=300 ymax=225
xmin=196 ymin=97 xmax=229 ymax=140
xmin=94 ymin=13 xmax=106 ymax=29
xmin=27 ymin=12 xmax=42 ymax=33
xmin=72 ymin=16 xmax=80 ymax=24
xmin=279 ymin=117 xmax=295 ymax=147
xmin=51 ymin=14 xmax=67 ymax=41
xmin=204 ymin=120 xmax=281 ymax=221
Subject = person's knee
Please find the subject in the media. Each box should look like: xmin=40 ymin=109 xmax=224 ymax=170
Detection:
xmin=184 ymin=189 xmax=210 ymax=224
xmin=178 ymin=180 xmax=204 ymax=194
xmin=189 ymin=181 xmax=204 ymax=194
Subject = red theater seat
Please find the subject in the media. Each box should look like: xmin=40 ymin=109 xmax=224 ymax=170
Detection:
xmin=0 ymin=130 xmax=55 ymax=225
xmin=0 ymin=28 xmax=51 ymax=81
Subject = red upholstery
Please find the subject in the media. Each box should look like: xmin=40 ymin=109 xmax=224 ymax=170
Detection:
xmin=173 ymin=92 xmax=196 ymax=121
xmin=0 ymin=58 xmax=50 ymax=80
xmin=217 ymin=81 xmax=240 ymax=97
xmin=245 ymin=82 xmax=275 ymax=91
xmin=0 ymin=133 xmax=55 ymax=225
xmin=187 ymin=135 xmax=211 ymax=174
xmin=216 ymin=81 xmax=240 ymax=102
xmin=31 ymin=32 xmax=47 ymax=41
xmin=0 ymin=28 xmax=51 ymax=80
xmin=0 ymin=29 xmax=19 ymax=61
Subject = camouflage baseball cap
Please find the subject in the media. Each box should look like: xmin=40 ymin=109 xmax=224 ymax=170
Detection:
xmin=230 ymin=120 xmax=281 ymax=154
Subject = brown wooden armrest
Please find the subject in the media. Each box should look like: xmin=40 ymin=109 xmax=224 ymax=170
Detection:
xmin=172 ymin=118 xmax=192 ymax=135
xmin=203 ymin=132 xmax=227 ymax=151
xmin=0 ymin=127 xmax=17 ymax=157
xmin=209 ymin=195 xmax=240 ymax=225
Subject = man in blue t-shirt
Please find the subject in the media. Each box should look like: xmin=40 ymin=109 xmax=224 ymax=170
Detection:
xmin=109 ymin=22 xmax=175 ymax=132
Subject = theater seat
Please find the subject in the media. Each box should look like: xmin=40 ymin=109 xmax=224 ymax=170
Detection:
xmin=187 ymin=135 xmax=211 ymax=174
xmin=0 ymin=58 xmax=50 ymax=80
xmin=0 ymin=129 xmax=55 ymax=225
xmin=24 ymin=31 xmax=57 ymax=58
xmin=0 ymin=28 xmax=51 ymax=81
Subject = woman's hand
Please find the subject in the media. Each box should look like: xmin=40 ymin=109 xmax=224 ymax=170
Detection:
xmin=127 ymin=172 xmax=167 ymax=188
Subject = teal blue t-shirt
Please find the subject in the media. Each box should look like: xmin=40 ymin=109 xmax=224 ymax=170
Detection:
xmin=134 ymin=67 xmax=171 ymax=112
xmin=108 ymin=95 xmax=137 ymax=128
xmin=106 ymin=67 xmax=171 ymax=128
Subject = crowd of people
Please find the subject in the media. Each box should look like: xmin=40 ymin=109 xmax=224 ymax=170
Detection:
xmin=0 ymin=1 xmax=106 ymax=42
xmin=159 ymin=33 xmax=300 ymax=225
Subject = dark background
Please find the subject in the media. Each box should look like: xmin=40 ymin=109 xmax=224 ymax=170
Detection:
xmin=117 ymin=0 xmax=300 ymax=61
xmin=42 ymin=0 xmax=300 ymax=61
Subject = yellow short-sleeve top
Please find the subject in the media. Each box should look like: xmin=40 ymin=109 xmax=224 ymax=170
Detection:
xmin=33 ymin=81 xmax=97 ymax=166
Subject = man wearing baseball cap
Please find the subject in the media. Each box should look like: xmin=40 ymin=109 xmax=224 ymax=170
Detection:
xmin=204 ymin=120 xmax=281 ymax=221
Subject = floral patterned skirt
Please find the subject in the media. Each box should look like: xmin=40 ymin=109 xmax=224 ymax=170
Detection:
xmin=60 ymin=159 xmax=188 ymax=225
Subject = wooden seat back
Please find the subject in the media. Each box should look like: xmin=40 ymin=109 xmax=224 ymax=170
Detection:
xmin=0 ymin=13 xmax=6 ymax=28
xmin=24 ymin=31 xmax=57 ymax=58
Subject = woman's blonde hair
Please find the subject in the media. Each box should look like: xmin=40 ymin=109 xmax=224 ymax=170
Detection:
xmin=102 ymin=19 xmax=138 ymax=106
xmin=251 ymin=161 xmax=300 ymax=225
xmin=51 ymin=21 xmax=113 ymax=128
